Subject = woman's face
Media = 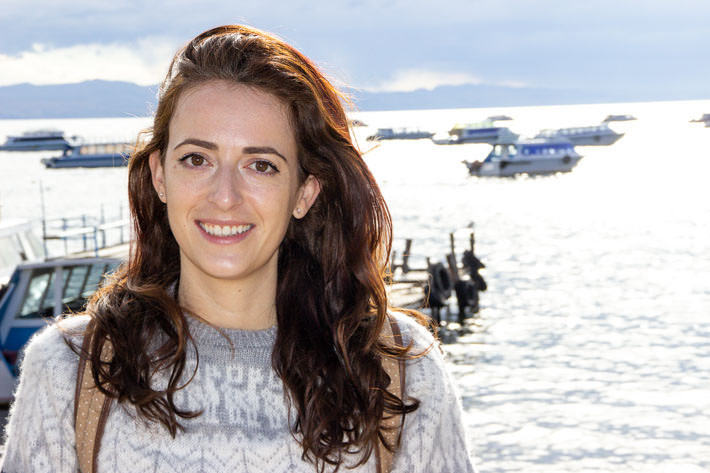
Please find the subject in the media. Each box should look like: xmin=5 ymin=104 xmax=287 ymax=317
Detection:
xmin=149 ymin=81 xmax=319 ymax=284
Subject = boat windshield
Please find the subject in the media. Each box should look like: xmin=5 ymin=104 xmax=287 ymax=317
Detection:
xmin=17 ymin=261 xmax=119 ymax=318
xmin=485 ymin=144 xmax=517 ymax=161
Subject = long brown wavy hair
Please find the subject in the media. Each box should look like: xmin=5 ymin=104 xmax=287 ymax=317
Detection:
xmin=77 ymin=24 xmax=428 ymax=471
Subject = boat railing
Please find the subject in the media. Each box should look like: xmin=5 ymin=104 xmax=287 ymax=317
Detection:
xmin=40 ymin=203 xmax=130 ymax=257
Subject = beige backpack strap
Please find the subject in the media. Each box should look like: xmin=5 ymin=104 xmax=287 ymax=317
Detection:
xmin=74 ymin=324 xmax=113 ymax=473
xmin=376 ymin=315 xmax=407 ymax=473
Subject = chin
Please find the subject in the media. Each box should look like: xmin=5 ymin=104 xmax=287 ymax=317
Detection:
xmin=203 ymin=265 xmax=251 ymax=281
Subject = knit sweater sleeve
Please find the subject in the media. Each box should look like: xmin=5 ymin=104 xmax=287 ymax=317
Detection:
xmin=0 ymin=316 xmax=87 ymax=472
xmin=389 ymin=312 xmax=476 ymax=473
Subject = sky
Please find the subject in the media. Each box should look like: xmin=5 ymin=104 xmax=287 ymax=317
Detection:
xmin=1 ymin=0 xmax=709 ymax=99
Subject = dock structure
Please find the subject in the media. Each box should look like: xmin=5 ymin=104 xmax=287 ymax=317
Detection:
xmin=388 ymin=231 xmax=487 ymax=337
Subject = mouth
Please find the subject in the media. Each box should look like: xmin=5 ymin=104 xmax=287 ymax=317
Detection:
xmin=197 ymin=221 xmax=254 ymax=241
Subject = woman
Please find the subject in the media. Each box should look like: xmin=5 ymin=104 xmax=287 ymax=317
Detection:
xmin=1 ymin=25 xmax=474 ymax=473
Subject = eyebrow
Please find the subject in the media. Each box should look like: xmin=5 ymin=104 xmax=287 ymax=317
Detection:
xmin=173 ymin=138 xmax=217 ymax=150
xmin=173 ymin=140 xmax=287 ymax=162
xmin=243 ymin=146 xmax=288 ymax=163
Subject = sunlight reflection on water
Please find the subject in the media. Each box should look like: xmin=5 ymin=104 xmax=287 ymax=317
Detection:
xmin=1 ymin=99 xmax=709 ymax=471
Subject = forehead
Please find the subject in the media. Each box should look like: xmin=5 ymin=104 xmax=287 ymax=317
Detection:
xmin=169 ymin=81 xmax=297 ymax=153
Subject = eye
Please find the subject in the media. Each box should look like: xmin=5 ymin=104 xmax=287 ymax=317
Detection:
xmin=179 ymin=153 xmax=207 ymax=167
xmin=248 ymin=160 xmax=279 ymax=174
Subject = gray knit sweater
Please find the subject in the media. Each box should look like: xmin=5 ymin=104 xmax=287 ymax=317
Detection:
xmin=1 ymin=312 xmax=475 ymax=472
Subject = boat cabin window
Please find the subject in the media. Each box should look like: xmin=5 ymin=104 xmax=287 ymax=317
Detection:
xmin=63 ymin=265 xmax=90 ymax=304
xmin=19 ymin=268 xmax=54 ymax=319
xmin=507 ymin=145 xmax=517 ymax=157
xmin=82 ymin=262 xmax=116 ymax=298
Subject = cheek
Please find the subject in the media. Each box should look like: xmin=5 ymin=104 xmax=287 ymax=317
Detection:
xmin=163 ymin=182 xmax=200 ymax=231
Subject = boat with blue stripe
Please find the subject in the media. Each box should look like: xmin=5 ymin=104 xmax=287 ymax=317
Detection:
xmin=464 ymin=138 xmax=583 ymax=177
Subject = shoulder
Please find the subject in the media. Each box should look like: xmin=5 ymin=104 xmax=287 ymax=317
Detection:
xmin=387 ymin=310 xmax=448 ymax=395
xmin=17 ymin=314 xmax=89 ymax=381
xmin=1 ymin=316 xmax=89 ymax=472
xmin=387 ymin=309 xmax=437 ymax=354
xmin=386 ymin=312 xmax=476 ymax=472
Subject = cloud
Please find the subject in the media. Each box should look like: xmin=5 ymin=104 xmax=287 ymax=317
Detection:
xmin=0 ymin=38 xmax=178 ymax=86
xmin=368 ymin=69 xmax=484 ymax=93
xmin=366 ymin=69 xmax=531 ymax=93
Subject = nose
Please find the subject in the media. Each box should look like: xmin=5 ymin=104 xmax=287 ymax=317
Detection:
xmin=207 ymin=165 xmax=244 ymax=209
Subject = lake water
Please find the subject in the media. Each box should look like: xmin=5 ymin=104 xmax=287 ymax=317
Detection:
xmin=1 ymin=99 xmax=709 ymax=471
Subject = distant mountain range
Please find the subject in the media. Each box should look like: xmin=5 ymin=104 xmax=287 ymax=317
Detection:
xmin=0 ymin=80 xmax=705 ymax=118
xmin=0 ymin=81 xmax=158 ymax=119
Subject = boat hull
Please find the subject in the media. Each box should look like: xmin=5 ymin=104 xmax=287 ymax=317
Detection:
xmin=467 ymin=156 xmax=583 ymax=177
xmin=0 ymin=141 xmax=71 ymax=151
xmin=42 ymin=153 xmax=129 ymax=168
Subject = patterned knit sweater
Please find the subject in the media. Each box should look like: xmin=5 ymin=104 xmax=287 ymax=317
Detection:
xmin=1 ymin=312 xmax=475 ymax=472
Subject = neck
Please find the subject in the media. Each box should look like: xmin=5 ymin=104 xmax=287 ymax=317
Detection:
xmin=177 ymin=264 xmax=278 ymax=331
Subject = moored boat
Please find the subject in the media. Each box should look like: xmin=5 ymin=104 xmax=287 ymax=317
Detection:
xmin=366 ymin=127 xmax=434 ymax=141
xmin=535 ymin=123 xmax=623 ymax=146
xmin=41 ymin=142 xmax=132 ymax=168
xmin=690 ymin=113 xmax=710 ymax=127
xmin=464 ymin=138 xmax=583 ymax=177
xmin=0 ymin=129 xmax=74 ymax=151
xmin=602 ymin=114 xmax=637 ymax=122
xmin=436 ymin=117 xmax=518 ymax=145
xmin=0 ymin=257 xmax=121 ymax=401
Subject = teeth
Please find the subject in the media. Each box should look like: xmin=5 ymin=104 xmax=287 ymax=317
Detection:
xmin=200 ymin=222 xmax=251 ymax=237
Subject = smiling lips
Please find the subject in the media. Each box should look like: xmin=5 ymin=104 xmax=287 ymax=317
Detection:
xmin=198 ymin=221 xmax=253 ymax=240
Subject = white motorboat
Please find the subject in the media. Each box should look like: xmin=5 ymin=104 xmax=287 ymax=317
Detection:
xmin=690 ymin=113 xmax=710 ymax=127
xmin=438 ymin=117 xmax=518 ymax=145
xmin=464 ymin=138 xmax=583 ymax=177
xmin=535 ymin=123 xmax=623 ymax=146
xmin=602 ymin=114 xmax=637 ymax=122
xmin=366 ymin=127 xmax=434 ymax=141
xmin=41 ymin=142 xmax=132 ymax=168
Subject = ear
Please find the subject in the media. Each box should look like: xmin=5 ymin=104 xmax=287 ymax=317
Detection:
xmin=293 ymin=175 xmax=321 ymax=219
xmin=148 ymin=150 xmax=166 ymax=202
